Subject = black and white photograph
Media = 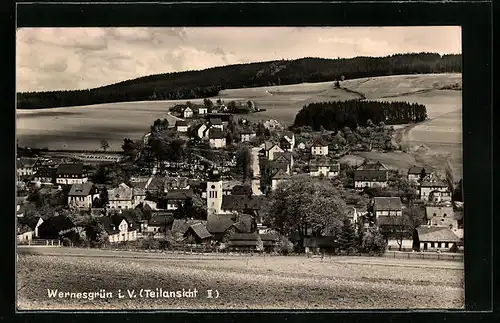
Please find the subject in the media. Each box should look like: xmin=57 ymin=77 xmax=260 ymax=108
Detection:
xmin=16 ymin=26 xmax=464 ymax=310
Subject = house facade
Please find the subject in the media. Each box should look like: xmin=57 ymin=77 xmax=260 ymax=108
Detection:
xmin=195 ymin=123 xmax=209 ymax=139
xmin=407 ymin=165 xmax=429 ymax=183
xmin=373 ymin=197 xmax=403 ymax=218
xmin=354 ymin=162 xmax=389 ymax=188
xmin=107 ymin=183 xmax=136 ymax=209
xmin=417 ymin=226 xmax=460 ymax=251
xmin=67 ymin=182 xmax=99 ymax=209
xmin=264 ymin=142 xmax=285 ymax=160
xmin=426 ymin=206 xmax=458 ymax=228
xmin=183 ymin=107 xmax=193 ymax=118
xmin=311 ymin=140 xmax=329 ymax=156
xmin=101 ymin=216 xmax=138 ymax=243
xmin=197 ymin=107 xmax=208 ymax=115
xmin=309 ymin=158 xmax=340 ymax=178
xmin=55 ymin=163 xmax=88 ymax=185
xmin=175 ymin=121 xmax=189 ymax=133
xmin=240 ymin=130 xmax=256 ymax=142
xmin=17 ymin=158 xmax=36 ymax=177
xmin=164 ymin=189 xmax=193 ymax=210
xmin=209 ymin=129 xmax=227 ymax=148
xmin=34 ymin=167 xmax=56 ymax=184
xmin=271 ymin=169 xmax=289 ymax=191
xmin=420 ymin=174 xmax=450 ymax=200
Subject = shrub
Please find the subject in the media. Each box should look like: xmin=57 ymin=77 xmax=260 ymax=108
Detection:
xmin=274 ymin=237 xmax=294 ymax=255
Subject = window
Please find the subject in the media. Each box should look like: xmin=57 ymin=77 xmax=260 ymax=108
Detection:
xmin=433 ymin=213 xmax=436 ymax=217
xmin=443 ymin=213 xmax=447 ymax=217
xmin=438 ymin=242 xmax=442 ymax=248
xmin=445 ymin=242 xmax=449 ymax=248
xmin=431 ymin=242 xmax=435 ymax=248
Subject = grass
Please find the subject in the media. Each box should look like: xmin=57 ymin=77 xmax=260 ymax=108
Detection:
xmin=17 ymin=247 xmax=464 ymax=310
xmin=15 ymin=73 xmax=462 ymax=178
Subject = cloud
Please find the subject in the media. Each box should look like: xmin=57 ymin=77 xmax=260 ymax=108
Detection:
xmin=16 ymin=27 xmax=461 ymax=92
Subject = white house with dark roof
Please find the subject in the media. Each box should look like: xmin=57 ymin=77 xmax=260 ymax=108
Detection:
xmin=419 ymin=173 xmax=450 ymax=200
xmin=283 ymin=131 xmax=295 ymax=150
xmin=311 ymin=139 xmax=329 ymax=156
xmin=182 ymin=106 xmax=193 ymax=118
xmin=271 ymin=169 xmax=290 ymax=191
xmin=194 ymin=123 xmax=209 ymax=139
xmin=209 ymin=118 xmax=224 ymax=130
xmin=100 ymin=215 xmax=138 ymax=243
xmin=309 ymin=157 xmax=340 ymax=178
xmin=209 ymin=128 xmax=227 ymax=148
xmin=164 ymin=189 xmax=194 ymax=210
xmin=407 ymin=165 xmax=430 ymax=183
xmin=68 ymin=182 xmax=99 ymax=209
xmin=197 ymin=106 xmax=208 ymax=115
xmin=417 ymin=225 xmax=460 ymax=251
xmin=175 ymin=120 xmax=189 ymax=133
xmin=55 ymin=163 xmax=88 ymax=185
xmin=107 ymin=183 xmax=139 ymax=209
xmin=240 ymin=129 xmax=256 ymax=142
xmin=17 ymin=157 xmax=36 ymax=177
xmin=373 ymin=197 xmax=403 ymax=218
xmin=262 ymin=141 xmax=284 ymax=160
xmin=354 ymin=161 xmax=389 ymax=188
xmin=425 ymin=206 xmax=458 ymax=228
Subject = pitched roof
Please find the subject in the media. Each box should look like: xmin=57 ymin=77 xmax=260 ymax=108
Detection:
xmin=108 ymin=183 xmax=133 ymax=201
xmin=209 ymin=118 xmax=223 ymax=125
xmin=17 ymin=157 xmax=37 ymax=169
xmin=260 ymin=233 xmax=279 ymax=241
xmin=417 ymin=226 xmax=460 ymax=243
xmin=18 ymin=216 xmax=42 ymax=230
xmin=354 ymin=170 xmax=388 ymax=181
xmin=377 ymin=215 xmax=405 ymax=226
xmin=208 ymin=128 xmax=226 ymax=139
xmin=186 ymin=223 xmax=212 ymax=240
xmin=264 ymin=141 xmax=280 ymax=151
xmin=146 ymin=176 xmax=164 ymax=192
xmin=175 ymin=120 xmax=188 ymax=126
xmin=373 ymin=197 xmax=402 ymax=211
xmin=222 ymin=180 xmax=243 ymax=191
xmin=228 ymin=232 xmax=259 ymax=241
xmin=165 ymin=189 xmax=193 ymax=200
xmin=309 ymin=157 xmax=340 ymax=168
xmin=271 ymin=169 xmax=290 ymax=180
xmin=283 ymin=131 xmax=294 ymax=139
xmin=408 ymin=165 xmax=430 ymax=175
xmin=425 ymin=206 xmax=454 ymax=219
xmin=231 ymin=185 xmax=253 ymax=196
xmin=206 ymin=214 xmax=253 ymax=234
xmin=311 ymin=138 xmax=328 ymax=147
xmin=171 ymin=219 xmax=189 ymax=234
xmin=68 ymin=182 xmax=95 ymax=196
xmin=274 ymin=152 xmax=292 ymax=161
xmin=421 ymin=174 xmax=448 ymax=188
xmin=357 ymin=161 xmax=388 ymax=171
xmin=133 ymin=187 xmax=146 ymax=196
xmin=98 ymin=217 xmax=120 ymax=235
xmin=35 ymin=167 xmax=56 ymax=178
xmin=164 ymin=177 xmax=189 ymax=190
xmin=221 ymin=195 xmax=268 ymax=211
xmin=148 ymin=214 xmax=174 ymax=227
xmin=56 ymin=163 xmax=85 ymax=175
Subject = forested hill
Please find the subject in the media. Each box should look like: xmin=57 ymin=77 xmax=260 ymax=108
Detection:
xmin=17 ymin=53 xmax=461 ymax=109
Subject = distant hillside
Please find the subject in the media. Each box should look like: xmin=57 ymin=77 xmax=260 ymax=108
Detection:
xmin=17 ymin=53 xmax=461 ymax=109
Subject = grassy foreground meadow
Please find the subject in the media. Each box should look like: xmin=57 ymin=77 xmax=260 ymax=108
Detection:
xmin=17 ymin=247 xmax=464 ymax=310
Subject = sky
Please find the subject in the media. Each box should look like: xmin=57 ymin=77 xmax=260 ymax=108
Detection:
xmin=16 ymin=26 xmax=461 ymax=92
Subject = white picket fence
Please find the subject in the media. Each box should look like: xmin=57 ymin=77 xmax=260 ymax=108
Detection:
xmin=18 ymin=239 xmax=61 ymax=247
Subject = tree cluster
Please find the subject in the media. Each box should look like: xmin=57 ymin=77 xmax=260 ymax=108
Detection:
xmin=293 ymin=100 xmax=427 ymax=131
xmin=17 ymin=53 xmax=460 ymax=109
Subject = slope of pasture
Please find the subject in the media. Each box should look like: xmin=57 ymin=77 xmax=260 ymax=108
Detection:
xmin=17 ymin=248 xmax=464 ymax=310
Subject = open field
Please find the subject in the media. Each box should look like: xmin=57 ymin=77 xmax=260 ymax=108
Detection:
xmin=16 ymin=74 xmax=462 ymax=178
xmin=17 ymin=247 xmax=463 ymax=310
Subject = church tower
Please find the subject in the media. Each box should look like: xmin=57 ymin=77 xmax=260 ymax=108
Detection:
xmin=206 ymin=169 xmax=223 ymax=215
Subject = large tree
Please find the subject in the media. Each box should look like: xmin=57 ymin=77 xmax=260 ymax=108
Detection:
xmin=235 ymin=143 xmax=252 ymax=181
xmin=100 ymin=140 xmax=109 ymax=152
xmin=379 ymin=205 xmax=426 ymax=251
xmin=338 ymin=218 xmax=357 ymax=254
xmin=265 ymin=175 xmax=346 ymax=247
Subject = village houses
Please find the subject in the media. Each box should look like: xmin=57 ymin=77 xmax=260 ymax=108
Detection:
xmin=17 ymin=216 xmax=44 ymax=243
xmin=55 ymin=163 xmax=88 ymax=185
xmin=354 ymin=161 xmax=389 ymax=188
xmin=99 ymin=215 xmax=138 ymax=243
xmin=373 ymin=197 xmax=403 ymax=218
xmin=196 ymin=106 xmax=208 ymax=115
xmin=67 ymin=182 xmax=99 ymax=209
xmin=419 ymin=173 xmax=450 ymax=201
xmin=194 ymin=123 xmax=209 ymax=139
xmin=311 ymin=139 xmax=329 ymax=156
xmin=271 ymin=169 xmax=290 ymax=191
xmin=240 ymin=129 xmax=256 ymax=142
xmin=417 ymin=226 xmax=461 ymax=252
xmin=208 ymin=128 xmax=227 ymax=148
xmin=107 ymin=183 xmax=145 ymax=209
xmin=262 ymin=141 xmax=284 ymax=160
xmin=309 ymin=157 xmax=340 ymax=178
xmin=182 ymin=106 xmax=193 ymax=118
xmin=407 ymin=165 xmax=429 ymax=183
xmin=283 ymin=131 xmax=295 ymax=151
xmin=17 ymin=157 xmax=36 ymax=177
xmin=175 ymin=120 xmax=189 ymax=133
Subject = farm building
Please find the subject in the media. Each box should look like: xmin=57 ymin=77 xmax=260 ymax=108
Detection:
xmin=17 ymin=216 xmax=44 ymax=243
xmin=182 ymin=106 xmax=193 ymax=118
xmin=161 ymin=189 xmax=194 ymax=211
xmin=206 ymin=113 xmax=234 ymax=124
xmin=99 ymin=215 xmax=138 ymax=243
xmin=354 ymin=161 xmax=389 ymax=188
xmin=17 ymin=157 xmax=36 ymax=177
xmin=34 ymin=167 xmax=56 ymax=184
xmin=183 ymin=223 xmax=212 ymax=244
xmin=144 ymin=213 xmax=174 ymax=234
xmin=425 ymin=206 xmax=458 ymax=229
xmin=417 ymin=226 xmax=460 ymax=252
xmin=206 ymin=213 xmax=255 ymax=241
xmin=262 ymin=141 xmax=284 ymax=160
xmin=163 ymin=177 xmax=190 ymax=193
xmin=304 ymin=236 xmax=338 ymax=254
xmin=282 ymin=131 xmax=295 ymax=150
xmin=107 ymin=183 xmax=135 ymax=210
